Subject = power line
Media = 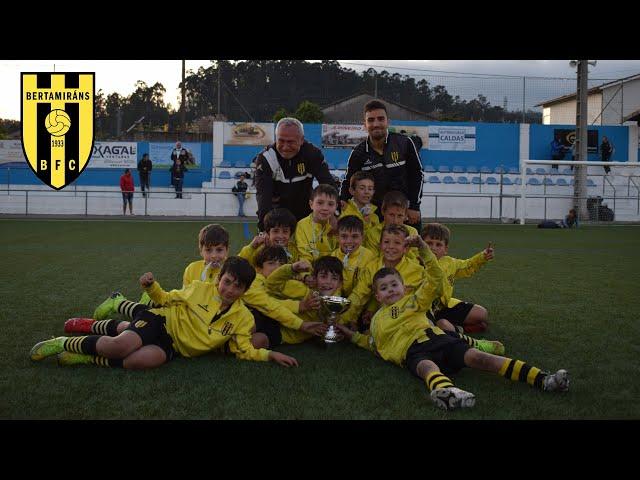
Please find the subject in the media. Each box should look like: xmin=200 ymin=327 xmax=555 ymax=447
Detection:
xmin=337 ymin=61 xmax=617 ymax=81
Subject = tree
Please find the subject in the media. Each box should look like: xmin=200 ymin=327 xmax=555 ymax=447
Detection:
xmin=272 ymin=108 xmax=289 ymax=123
xmin=293 ymin=101 xmax=323 ymax=123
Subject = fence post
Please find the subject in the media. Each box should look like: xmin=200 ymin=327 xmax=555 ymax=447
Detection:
xmin=145 ymin=193 xmax=148 ymax=216
xmin=544 ymin=196 xmax=547 ymax=220
xmin=434 ymin=195 xmax=438 ymax=219
xmin=85 ymin=191 xmax=88 ymax=215
xmin=490 ymin=196 xmax=493 ymax=220
xmin=204 ymin=192 xmax=207 ymax=216
xmin=25 ymin=190 xmax=28 ymax=215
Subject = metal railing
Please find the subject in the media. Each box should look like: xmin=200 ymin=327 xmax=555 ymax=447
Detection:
xmin=1 ymin=186 xmax=638 ymax=222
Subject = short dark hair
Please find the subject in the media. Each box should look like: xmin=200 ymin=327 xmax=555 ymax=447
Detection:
xmin=255 ymin=245 xmax=288 ymax=268
xmin=310 ymin=184 xmax=339 ymax=202
xmin=337 ymin=215 xmax=364 ymax=234
xmin=421 ymin=223 xmax=451 ymax=246
xmin=312 ymin=256 xmax=343 ymax=280
xmin=372 ymin=267 xmax=403 ymax=292
xmin=198 ymin=224 xmax=229 ymax=248
xmin=219 ymin=256 xmax=256 ymax=291
xmin=364 ymin=99 xmax=388 ymax=115
xmin=264 ymin=208 xmax=297 ymax=234
xmin=382 ymin=190 xmax=409 ymax=212
xmin=380 ymin=224 xmax=409 ymax=244
xmin=349 ymin=171 xmax=375 ymax=190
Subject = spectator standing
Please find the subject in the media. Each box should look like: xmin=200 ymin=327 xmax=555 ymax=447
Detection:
xmin=232 ymin=174 xmax=249 ymax=217
xmin=550 ymin=134 xmax=566 ymax=170
xmin=600 ymin=136 xmax=614 ymax=174
xmin=137 ymin=153 xmax=152 ymax=197
xmin=170 ymin=158 xmax=188 ymax=199
xmin=120 ymin=168 xmax=135 ymax=215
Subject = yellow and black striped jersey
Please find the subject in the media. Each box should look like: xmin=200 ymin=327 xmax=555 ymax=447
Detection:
xmin=350 ymin=249 xmax=447 ymax=366
xmin=242 ymin=273 xmax=304 ymax=331
xmin=341 ymin=251 xmax=430 ymax=325
xmin=329 ymin=245 xmax=375 ymax=297
xmin=433 ymin=253 xmax=489 ymax=312
xmin=146 ymin=280 xmax=269 ymax=361
xmin=237 ymin=241 xmax=299 ymax=268
xmin=339 ymin=199 xmax=380 ymax=231
xmin=364 ymin=222 xmax=421 ymax=263
xmin=182 ymin=259 xmax=220 ymax=288
xmin=295 ymin=214 xmax=337 ymax=262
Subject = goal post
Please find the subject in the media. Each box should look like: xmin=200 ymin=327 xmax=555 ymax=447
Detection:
xmin=520 ymin=159 xmax=640 ymax=224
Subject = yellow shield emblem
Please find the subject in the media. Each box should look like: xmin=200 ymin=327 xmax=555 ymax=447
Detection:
xmin=297 ymin=162 xmax=306 ymax=175
xmin=21 ymin=72 xmax=95 ymax=190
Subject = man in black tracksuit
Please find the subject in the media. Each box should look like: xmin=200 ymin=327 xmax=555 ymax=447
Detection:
xmin=340 ymin=100 xmax=424 ymax=230
xmin=255 ymin=117 xmax=334 ymax=231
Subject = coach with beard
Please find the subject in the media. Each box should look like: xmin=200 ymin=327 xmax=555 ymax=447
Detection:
xmin=340 ymin=99 xmax=424 ymax=230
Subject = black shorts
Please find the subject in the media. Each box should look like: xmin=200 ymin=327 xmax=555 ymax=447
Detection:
xmin=251 ymin=309 xmax=283 ymax=347
xmin=434 ymin=302 xmax=474 ymax=327
xmin=405 ymin=329 xmax=470 ymax=377
xmin=126 ymin=309 xmax=178 ymax=361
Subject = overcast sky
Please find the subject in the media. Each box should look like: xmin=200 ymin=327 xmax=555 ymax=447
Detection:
xmin=2 ymin=60 xmax=639 ymax=121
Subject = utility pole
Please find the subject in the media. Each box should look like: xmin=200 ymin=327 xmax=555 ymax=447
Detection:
xmin=217 ymin=61 xmax=221 ymax=117
xmin=572 ymin=60 xmax=596 ymax=221
xmin=180 ymin=60 xmax=186 ymax=138
xmin=374 ymin=72 xmax=378 ymax=98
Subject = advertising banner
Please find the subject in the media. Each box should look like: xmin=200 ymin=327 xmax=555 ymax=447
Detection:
xmin=428 ymin=126 xmax=476 ymax=151
xmin=224 ymin=122 xmax=274 ymax=146
xmin=321 ymin=124 xmax=368 ymax=148
xmin=89 ymin=142 xmax=138 ymax=168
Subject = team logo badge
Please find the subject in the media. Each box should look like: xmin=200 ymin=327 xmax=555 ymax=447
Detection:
xmin=391 ymin=306 xmax=399 ymax=319
xmin=134 ymin=320 xmax=147 ymax=328
xmin=21 ymin=72 xmax=95 ymax=190
xmin=221 ymin=321 xmax=233 ymax=336
xmin=297 ymin=162 xmax=306 ymax=175
xmin=390 ymin=151 xmax=400 ymax=162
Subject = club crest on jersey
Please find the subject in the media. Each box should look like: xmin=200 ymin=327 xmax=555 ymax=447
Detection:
xmin=390 ymin=151 xmax=400 ymax=162
xmin=21 ymin=72 xmax=95 ymax=190
xmin=391 ymin=306 xmax=399 ymax=319
xmin=297 ymin=162 xmax=306 ymax=175
xmin=134 ymin=320 xmax=147 ymax=328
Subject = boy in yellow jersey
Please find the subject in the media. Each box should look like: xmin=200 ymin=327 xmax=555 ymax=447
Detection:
xmin=339 ymin=171 xmax=379 ymax=230
xmin=422 ymin=223 xmax=493 ymax=334
xmin=295 ymin=184 xmax=339 ymax=262
xmin=364 ymin=190 xmax=420 ymax=262
xmin=330 ymin=215 xmax=375 ymax=297
xmin=340 ymin=225 xmax=426 ymax=330
xmin=238 ymin=208 xmax=299 ymax=267
xmin=77 ymin=224 xmax=230 ymax=334
xmin=335 ymin=260 xmax=569 ymax=411
xmin=31 ymin=257 xmax=299 ymax=369
xmin=247 ymin=245 xmax=327 ymax=349
xmin=181 ymin=224 xmax=229 ymax=287
xmin=265 ymin=256 xmax=344 ymax=345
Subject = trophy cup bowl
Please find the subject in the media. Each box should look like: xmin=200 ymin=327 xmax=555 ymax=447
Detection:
xmin=319 ymin=295 xmax=351 ymax=344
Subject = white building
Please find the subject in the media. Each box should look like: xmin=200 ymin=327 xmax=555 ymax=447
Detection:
xmin=537 ymin=73 xmax=640 ymax=125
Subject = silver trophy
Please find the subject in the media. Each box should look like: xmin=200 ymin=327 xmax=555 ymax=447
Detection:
xmin=319 ymin=295 xmax=351 ymax=344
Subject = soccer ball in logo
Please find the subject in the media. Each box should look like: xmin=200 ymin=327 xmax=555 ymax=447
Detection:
xmin=45 ymin=109 xmax=71 ymax=136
